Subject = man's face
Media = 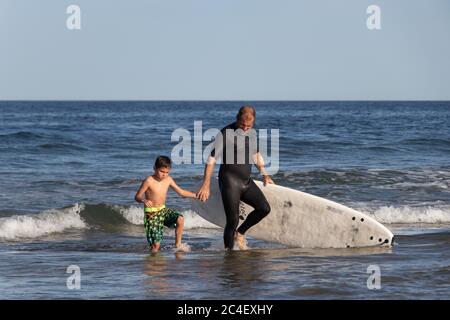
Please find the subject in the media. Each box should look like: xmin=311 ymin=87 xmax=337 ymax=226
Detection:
xmin=237 ymin=116 xmax=254 ymax=132
xmin=154 ymin=167 xmax=170 ymax=180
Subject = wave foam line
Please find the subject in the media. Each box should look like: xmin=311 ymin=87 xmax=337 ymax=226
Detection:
xmin=367 ymin=206 xmax=450 ymax=224
xmin=116 ymin=205 xmax=220 ymax=229
xmin=0 ymin=204 xmax=87 ymax=240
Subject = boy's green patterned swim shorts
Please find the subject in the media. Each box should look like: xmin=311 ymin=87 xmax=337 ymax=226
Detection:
xmin=144 ymin=205 xmax=182 ymax=246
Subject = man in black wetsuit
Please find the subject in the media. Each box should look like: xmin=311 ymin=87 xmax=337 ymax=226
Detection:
xmin=196 ymin=106 xmax=274 ymax=250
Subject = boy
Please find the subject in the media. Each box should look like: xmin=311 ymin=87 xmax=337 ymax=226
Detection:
xmin=135 ymin=156 xmax=197 ymax=252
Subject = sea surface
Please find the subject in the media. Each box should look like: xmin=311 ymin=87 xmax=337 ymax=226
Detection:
xmin=0 ymin=101 xmax=449 ymax=299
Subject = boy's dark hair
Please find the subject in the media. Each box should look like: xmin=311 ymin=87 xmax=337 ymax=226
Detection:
xmin=154 ymin=156 xmax=172 ymax=169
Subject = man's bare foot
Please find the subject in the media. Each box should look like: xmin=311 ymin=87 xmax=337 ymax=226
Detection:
xmin=234 ymin=232 xmax=248 ymax=250
xmin=175 ymin=242 xmax=191 ymax=252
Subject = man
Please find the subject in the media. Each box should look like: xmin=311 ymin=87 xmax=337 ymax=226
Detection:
xmin=196 ymin=106 xmax=274 ymax=250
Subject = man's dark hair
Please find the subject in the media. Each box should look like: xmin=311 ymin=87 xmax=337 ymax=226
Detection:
xmin=154 ymin=156 xmax=172 ymax=169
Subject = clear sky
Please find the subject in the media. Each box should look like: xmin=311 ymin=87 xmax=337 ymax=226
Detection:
xmin=1 ymin=0 xmax=450 ymax=100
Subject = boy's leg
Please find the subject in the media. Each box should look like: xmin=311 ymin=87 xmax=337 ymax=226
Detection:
xmin=151 ymin=243 xmax=161 ymax=252
xmin=175 ymin=216 xmax=184 ymax=247
xmin=145 ymin=214 xmax=164 ymax=251
xmin=161 ymin=208 xmax=184 ymax=247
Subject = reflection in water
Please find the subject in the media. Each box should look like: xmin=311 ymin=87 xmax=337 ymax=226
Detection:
xmin=218 ymin=250 xmax=290 ymax=293
xmin=140 ymin=241 xmax=395 ymax=299
xmin=220 ymin=251 xmax=264 ymax=287
xmin=144 ymin=242 xmax=392 ymax=299
xmin=142 ymin=251 xmax=186 ymax=297
xmin=216 ymin=246 xmax=395 ymax=297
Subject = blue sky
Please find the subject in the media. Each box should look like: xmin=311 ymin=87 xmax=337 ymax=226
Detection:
xmin=1 ymin=0 xmax=450 ymax=100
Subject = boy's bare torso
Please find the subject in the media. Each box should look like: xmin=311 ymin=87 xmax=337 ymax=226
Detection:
xmin=144 ymin=176 xmax=171 ymax=207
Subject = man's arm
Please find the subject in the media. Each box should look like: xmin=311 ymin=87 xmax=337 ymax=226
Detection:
xmin=134 ymin=178 xmax=153 ymax=207
xmin=254 ymin=152 xmax=275 ymax=186
xmin=170 ymin=177 xmax=197 ymax=198
xmin=197 ymin=126 xmax=226 ymax=202
xmin=196 ymin=156 xmax=216 ymax=202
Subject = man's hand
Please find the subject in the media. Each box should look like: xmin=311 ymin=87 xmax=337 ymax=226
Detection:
xmin=196 ymin=183 xmax=211 ymax=202
xmin=263 ymin=175 xmax=274 ymax=186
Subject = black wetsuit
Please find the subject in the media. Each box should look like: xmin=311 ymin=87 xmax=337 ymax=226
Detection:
xmin=212 ymin=122 xmax=271 ymax=249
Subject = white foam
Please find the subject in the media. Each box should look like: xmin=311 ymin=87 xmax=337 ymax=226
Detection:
xmin=392 ymin=181 xmax=449 ymax=189
xmin=173 ymin=242 xmax=191 ymax=252
xmin=117 ymin=205 xmax=144 ymax=225
xmin=181 ymin=209 xmax=221 ymax=230
xmin=0 ymin=203 xmax=87 ymax=240
xmin=364 ymin=205 xmax=450 ymax=224
xmin=389 ymin=227 xmax=449 ymax=236
xmin=117 ymin=206 xmax=220 ymax=230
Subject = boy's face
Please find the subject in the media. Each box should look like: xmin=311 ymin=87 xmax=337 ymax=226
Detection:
xmin=154 ymin=166 xmax=170 ymax=180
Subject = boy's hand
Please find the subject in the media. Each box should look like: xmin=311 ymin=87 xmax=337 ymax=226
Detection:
xmin=143 ymin=199 xmax=154 ymax=208
xmin=146 ymin=212 xmax=156 ymax=220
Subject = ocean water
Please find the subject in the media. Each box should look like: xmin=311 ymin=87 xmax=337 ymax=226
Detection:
xmin=0 ymin=101 xmax=449 ymax=299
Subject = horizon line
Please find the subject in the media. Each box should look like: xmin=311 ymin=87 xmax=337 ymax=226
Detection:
xmin=1 ymin=99 xmax=449 ymax=103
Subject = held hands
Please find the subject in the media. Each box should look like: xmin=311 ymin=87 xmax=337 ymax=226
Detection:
xmin=196 ymin=183 xmax=210 ymax=202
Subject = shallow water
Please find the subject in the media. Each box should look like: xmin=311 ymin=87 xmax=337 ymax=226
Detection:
xmin=0 ymin=226 xmax=448 ymax=299
xmin=1 ymin=101 xmax=450 ymax=299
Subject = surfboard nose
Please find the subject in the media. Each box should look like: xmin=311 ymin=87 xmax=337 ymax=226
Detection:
xmin=384 ymin=231 xmax=394 ymax=246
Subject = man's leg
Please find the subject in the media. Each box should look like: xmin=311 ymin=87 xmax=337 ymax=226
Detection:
xmin=220 ymin=179 xmax=242 ymax=250
xmin=237 ymin=179 xmax=271 ymax=235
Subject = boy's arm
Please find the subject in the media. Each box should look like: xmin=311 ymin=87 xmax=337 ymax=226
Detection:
xmin=170 ymin=177 xmax=197 ymax=199
xmin=135 ymin=178 xmax=153 ymax=207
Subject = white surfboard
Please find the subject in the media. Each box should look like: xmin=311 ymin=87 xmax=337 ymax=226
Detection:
xmin=191 ymin=179 xmax=394 ymax=248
